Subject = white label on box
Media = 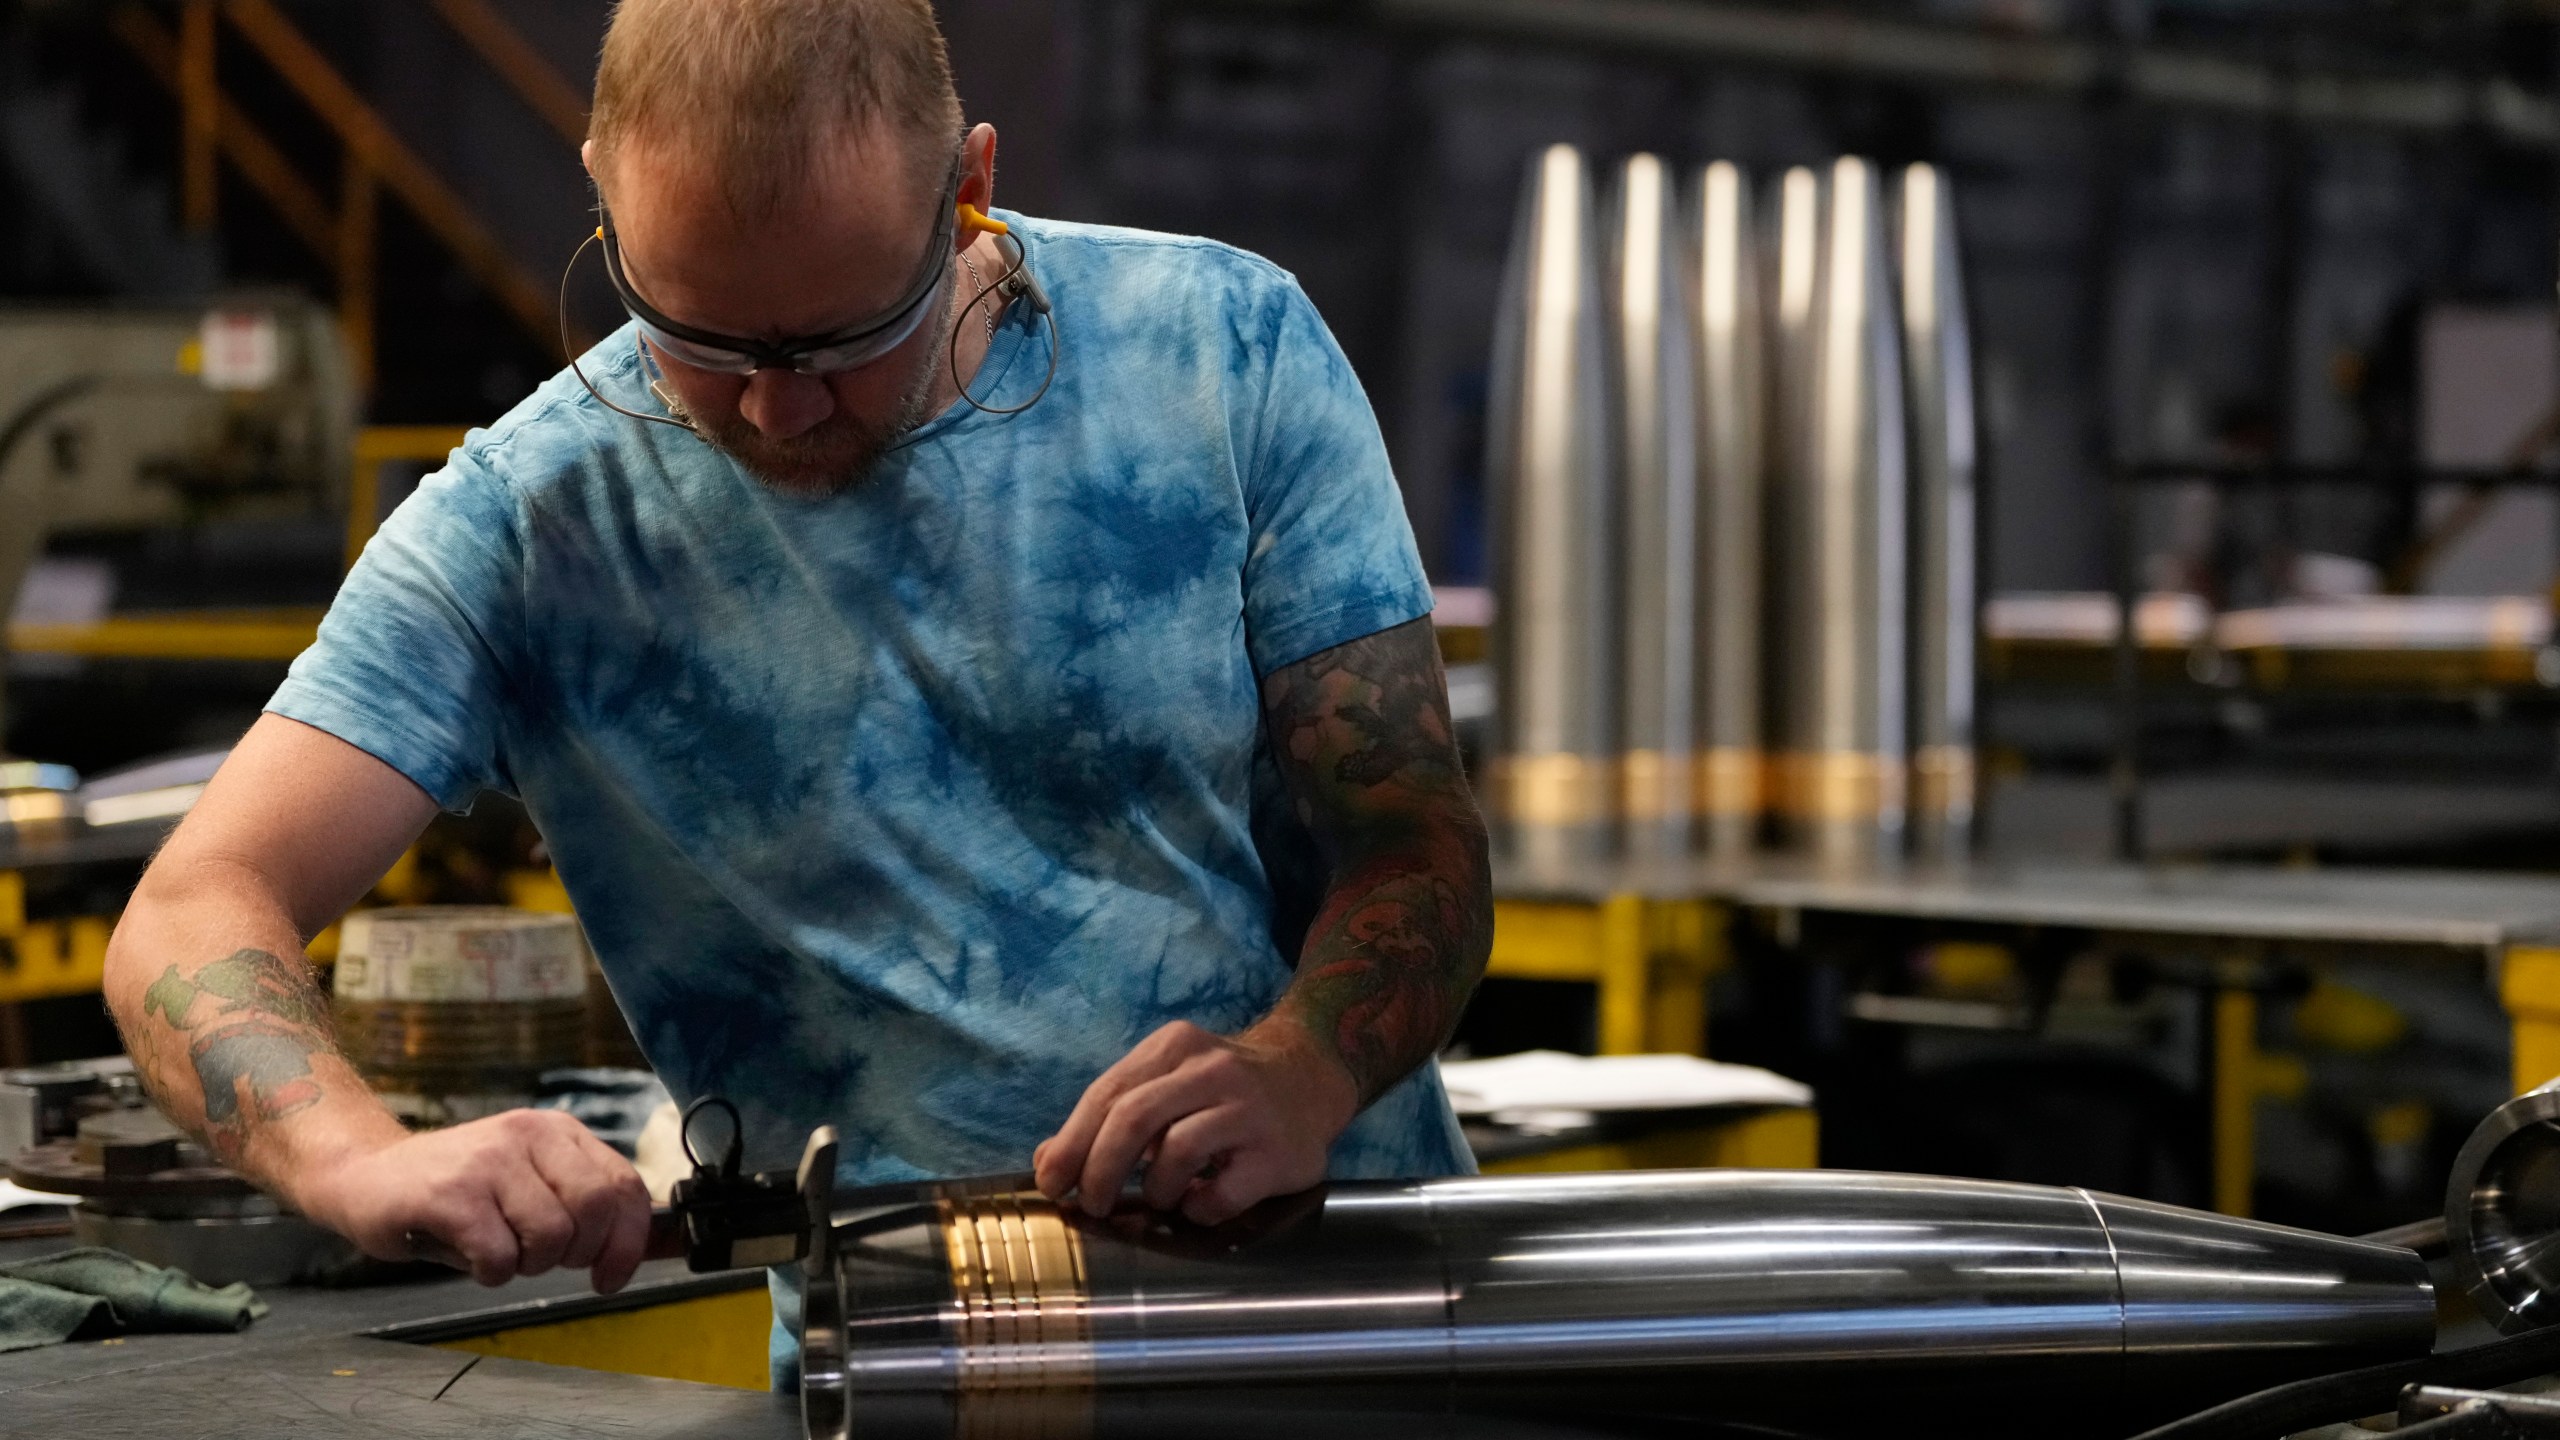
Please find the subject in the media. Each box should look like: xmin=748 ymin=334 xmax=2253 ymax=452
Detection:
xmin=200 ymin=308 xmax=281 ymax=391
xmin=336 ymin=911 xmax=587 ymax=1002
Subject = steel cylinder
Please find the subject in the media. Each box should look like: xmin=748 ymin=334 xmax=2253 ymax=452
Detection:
xmin=1897 ymin=162 xmax=1979 ymax=865
xmin=798 ymin=1168 xmax=2434 ymax=1440
xmin=1688 ymin=160 xmax=1765 ymax=862
xmin=332 ymin=906 xmax=589 ymax=1126
xmin=1605 ymin=153 xmax=1700 ymax=861
xmin=1770 ymin=158 xmax=1909 ymax=869
xmin=1487 ymin=144 xmax=1618 ymax=868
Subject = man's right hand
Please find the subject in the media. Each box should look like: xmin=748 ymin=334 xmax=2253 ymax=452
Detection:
xmin=292 ymin=1109 xmax=654 ymax=1293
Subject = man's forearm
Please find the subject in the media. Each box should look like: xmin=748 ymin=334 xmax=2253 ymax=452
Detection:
xmin=1257 ymin=616 xmax=1494 ymax=1106
xmin=105 ymin=859 xmax=401 ymax=1188
xmin=1269 ymin=813 xmax=1492 ymax=1103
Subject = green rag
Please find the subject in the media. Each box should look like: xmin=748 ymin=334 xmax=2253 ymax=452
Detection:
xmin=0 ymin=1247 xmax=269 ymax=1353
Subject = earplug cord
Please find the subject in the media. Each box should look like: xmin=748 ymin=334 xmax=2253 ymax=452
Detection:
xmin=948 ymin=228 xmax=1060 ymax=417
xmin=561 ymin=227 xmax=703 ymax=437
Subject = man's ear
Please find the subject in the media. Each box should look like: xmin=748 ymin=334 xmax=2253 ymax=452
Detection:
xmin=580 ymin=138 xmax=599 ymax=183
xmin=961 ymin=122 xmax=999 ymax=212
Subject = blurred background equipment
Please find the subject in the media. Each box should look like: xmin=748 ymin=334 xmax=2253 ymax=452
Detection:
xmin=1 ymin=1054 xmax=368 ymax=1285
xmin=331 ymin=906 xmax=590 ymax=1127
xmin=0 ymin=297 xmax=353 ymax=749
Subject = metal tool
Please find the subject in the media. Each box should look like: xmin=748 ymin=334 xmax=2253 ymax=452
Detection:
xmin=1487 ymin=143 xmax=1618 ymax=867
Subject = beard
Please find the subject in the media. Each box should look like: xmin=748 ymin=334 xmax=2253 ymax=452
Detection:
xmin=688 ymin=313 xmax=945 ymax=497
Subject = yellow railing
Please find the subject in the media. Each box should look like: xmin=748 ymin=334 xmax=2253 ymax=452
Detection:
xmin=346 ymin=424 xmax=474 ymax=567
xmin=6 ymin=609 xmax=322 ymax=663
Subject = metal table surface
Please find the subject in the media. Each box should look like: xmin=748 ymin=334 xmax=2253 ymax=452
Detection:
xmin=0 ymin=1234 xmax=798 ymax=1440
xmin=1493 ymin=855 xmax=2560 ymax=956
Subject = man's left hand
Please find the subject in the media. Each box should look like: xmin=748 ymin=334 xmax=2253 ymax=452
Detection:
xmin=1033 ymin=1016 xmax=1357 ymax=1226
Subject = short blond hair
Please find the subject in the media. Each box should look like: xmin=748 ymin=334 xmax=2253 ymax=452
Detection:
xmin=589 ymin=0 xmax=963 ymax=216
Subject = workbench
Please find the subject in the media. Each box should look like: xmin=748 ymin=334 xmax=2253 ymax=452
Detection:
xmin=0 ymin=1231 xmax=792 ymax=1440
xmin=1491 ymin=855 xmax=2560 ymax=1216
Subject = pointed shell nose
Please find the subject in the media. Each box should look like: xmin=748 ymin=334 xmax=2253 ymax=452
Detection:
xmin=2093 ymin=1191 xmax=2437 ymax=1415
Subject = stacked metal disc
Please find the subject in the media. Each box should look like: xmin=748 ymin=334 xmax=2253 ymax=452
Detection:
xmin=1486 ymin=148 xmax=1978 ymax=871
xmin=332 ymin=906 xmax=590 ymax=1125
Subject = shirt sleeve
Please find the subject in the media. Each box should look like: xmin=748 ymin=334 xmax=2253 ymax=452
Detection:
xmin=265 ymin=448 xmax=521 ymax=810
xmin=1237 ymin=274 xmax=1433 ymax=677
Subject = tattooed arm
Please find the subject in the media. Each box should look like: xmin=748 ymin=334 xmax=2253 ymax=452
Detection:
xmin=1258 ymin=617 xmax=1492 ymax=1095
xmin=104 ymin=714 xmax=652 ymax=1291
xmin=1035 ymin=617 xmax=1491 ymax=1223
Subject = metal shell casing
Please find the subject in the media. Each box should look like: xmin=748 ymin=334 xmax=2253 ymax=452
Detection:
xmin=1897 ymin=162 xmax=1980 ymax=864
xmin=1487 ymin=144 xmax=1618 ymax=867
xmin=1688 ymin=160 xmax=1766 ymax=861
xmin=1604 ymin=154 xmax=1701 ymax=861
xmin=797 ymin=1168 xmax=2434 ymax=1440
xmin=1770 ymin=159 xmax=1910 ymax=869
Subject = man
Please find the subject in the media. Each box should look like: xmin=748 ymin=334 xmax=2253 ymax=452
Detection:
xmin=99 ymin=0 xmax=1490 ymax=1384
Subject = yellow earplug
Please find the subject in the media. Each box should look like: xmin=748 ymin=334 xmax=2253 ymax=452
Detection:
xmin=958 ymin=203 xmax=1009 ymax=238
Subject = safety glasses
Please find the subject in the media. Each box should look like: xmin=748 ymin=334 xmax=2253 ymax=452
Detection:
xmin=595 ymin=153 xmax=964 ymax=377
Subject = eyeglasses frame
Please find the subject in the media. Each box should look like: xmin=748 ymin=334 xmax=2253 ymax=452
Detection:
xmin=594 ymin=145 xmax=969 ymax=377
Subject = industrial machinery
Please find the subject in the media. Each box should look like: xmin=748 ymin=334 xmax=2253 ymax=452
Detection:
xmin=3 ymin=1056 xmax=367 ymax=1286
xmin=0 ymin=296 xmax=355 ymax=745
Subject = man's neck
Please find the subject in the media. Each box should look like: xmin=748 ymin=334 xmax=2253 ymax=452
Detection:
xmin=921 ymin=232 xmax=1007 ymax=418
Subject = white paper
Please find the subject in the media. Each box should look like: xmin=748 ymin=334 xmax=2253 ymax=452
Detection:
xmin=1439 ymin=1050 xmax=1813 ymax=1119
xmin=0 ymin=1178 xmax=72 ymax=1214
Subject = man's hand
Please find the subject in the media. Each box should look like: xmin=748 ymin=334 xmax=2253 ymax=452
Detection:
xmin=1034 ymin=617 xmax=1489 ymax=1228
xmin=291 ymin=1109 xmax=654 ymax=1293
xmin=1033 ymin=1016 xmax=1357 ymax=1226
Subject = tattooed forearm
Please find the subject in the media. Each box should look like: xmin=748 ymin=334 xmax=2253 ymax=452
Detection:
xmin=128 ymin=948 xmax=337 ymax=1163
xmin=1262 ymin=617 xmax=1492 ymax=1103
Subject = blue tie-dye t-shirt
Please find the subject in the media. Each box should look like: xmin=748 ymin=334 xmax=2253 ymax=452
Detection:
xmin=270 ymin=211 xmax=1471 ymax=1192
